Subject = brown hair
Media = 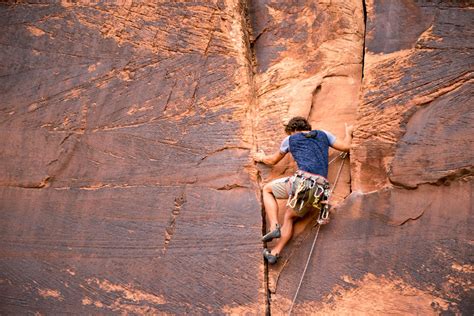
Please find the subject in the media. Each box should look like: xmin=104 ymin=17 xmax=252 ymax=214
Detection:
xmin=284 ymin=116 xmax=312 ymax=134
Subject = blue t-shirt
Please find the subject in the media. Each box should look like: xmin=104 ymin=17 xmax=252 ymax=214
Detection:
xmin=279 ymin=130 xmax=336 ymax=177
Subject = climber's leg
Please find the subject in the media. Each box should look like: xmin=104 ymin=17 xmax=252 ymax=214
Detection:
xmin=261 ymin=177 xmax=290 ymax=242
xmin=262 ymin=181 xmax=279 ymax=232
xmin=270 ymin=207 xmax=298 ymax=256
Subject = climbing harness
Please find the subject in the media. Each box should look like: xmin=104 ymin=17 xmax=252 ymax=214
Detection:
xmin=287 ymin=152 xmax=348 ymax=316
xmin=286 ymin=171 xmax=329 ymax=218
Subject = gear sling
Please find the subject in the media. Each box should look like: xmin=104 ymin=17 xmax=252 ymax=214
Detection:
xmin=286 ymin=170 xmax=331 ymax=224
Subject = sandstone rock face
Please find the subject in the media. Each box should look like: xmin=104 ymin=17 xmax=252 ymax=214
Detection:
xmin=250 ymin=0 xmax=363 ymax=202
xmin=248 ymin=1 xmax=365 ymax=312
xmin=353 ymin=0 xmax=474 ymax=192
xmin=0 ymin=1 xmax=472 ymax=315
xmin=0 ymin=2 xmax=264 ymax=314
xmin=271 ymin=1 xmax=473 ymax=314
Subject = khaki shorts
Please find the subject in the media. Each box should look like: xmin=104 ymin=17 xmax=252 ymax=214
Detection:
xmin=270 ymin=177 xmax=291 ymax=199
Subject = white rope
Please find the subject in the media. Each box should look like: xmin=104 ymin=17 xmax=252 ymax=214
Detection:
xmin=287 ymin=224 xmax=320 ymax=315
xmin=328 ymin=151 xmax=345 ymax=165
xmin=330 ymin=152 xmax=347 ymax=196
xmin=287 ymin=152 xmax=347 ymax=316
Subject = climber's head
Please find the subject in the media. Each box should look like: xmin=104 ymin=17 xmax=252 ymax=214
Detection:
xmin=284 ymin=116 xmax=312 ymax=135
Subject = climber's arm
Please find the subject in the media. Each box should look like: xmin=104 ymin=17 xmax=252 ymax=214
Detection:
xmin=253 ymin=150 xmax=286 ymax=166
xmin=253 ymin=135 xmax=290 ymax=165
xmin=331 ymin=123 xmax=354 ymax=152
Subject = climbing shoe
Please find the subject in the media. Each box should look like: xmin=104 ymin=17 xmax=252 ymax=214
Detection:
xmin=263 ymin=248 xmax=279 ymax=264
xmin=262 ymin=224 xmax=281 ymax=242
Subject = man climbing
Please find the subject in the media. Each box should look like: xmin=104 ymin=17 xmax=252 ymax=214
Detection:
xmin=253 ymin=116 xmax=353 ymax=264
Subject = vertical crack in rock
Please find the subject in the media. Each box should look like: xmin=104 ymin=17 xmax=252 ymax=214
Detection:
xmin=245 ymin=0 xmax=365 ymax=313
xmin=361 ymin=0 xmax=367 ymax=79
xmin=241 ymin=1 xmax=271 ymax=314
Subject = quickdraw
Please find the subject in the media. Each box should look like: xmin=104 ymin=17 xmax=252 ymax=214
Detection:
xmin=286 ymin=172 xmax=329 ymax=218
xmin=286 ymin=177 xmax=307 ymax=209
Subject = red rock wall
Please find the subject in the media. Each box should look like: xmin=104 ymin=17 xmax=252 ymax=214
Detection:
xmin=0 ymin=2 xmax=264 ymax=314
xmin=0 ymin=1 xmax=472 ymax=315
xmin=270 ymin=1 xmax=473 ymax=314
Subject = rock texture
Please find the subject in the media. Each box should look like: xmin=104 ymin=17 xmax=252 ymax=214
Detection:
xmin=248 ymin=0 xmax=365 ymax=311
xmin=353 ymin=0 xmax=474 ymax=192
xmin=250 ymin=1 xmax=364 ymax=262
xmin=0 ymin=2 xmax=264 ymax=314
xmin=0 ymin=1 xmax=473 ymax=315
xmin=271 ymin=1 xmax=473 ymax=314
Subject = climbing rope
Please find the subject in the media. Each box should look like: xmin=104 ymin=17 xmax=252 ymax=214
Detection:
xmin=287 ymin=152 xmax=348 ymax=316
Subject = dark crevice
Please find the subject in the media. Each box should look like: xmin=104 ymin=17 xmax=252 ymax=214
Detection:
xmin=261 ymin=185 xmax=271 ymax=316
xmin=4 ymin=176 xmax=53 ymax=189
xmin=361 ymin=0 xmax=367 ymax=79
xmin=162 ymin=188 xmax=186 ymax=254
xmin=242 ymin=0 xmax=271 ymax=314
xmin=215 ymin=183 xmax=249 ymax=190
xmin=397 ymin=209 xmax=425 ymax=226
xmin=308 ymin=84 xmax=322 ymax=120
xmin=251 ymin=27 xmax=268 ymax=47
xmin=389 ymin=166 xmax=474 ymax=190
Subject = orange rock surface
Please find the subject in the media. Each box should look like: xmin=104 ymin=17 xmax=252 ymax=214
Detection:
xmin=0 ymin=1 xmax=472 ymax=314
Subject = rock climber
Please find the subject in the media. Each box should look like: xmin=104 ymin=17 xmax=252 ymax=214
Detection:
xmin=253 ymin=116 xmax=354 ymax=264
